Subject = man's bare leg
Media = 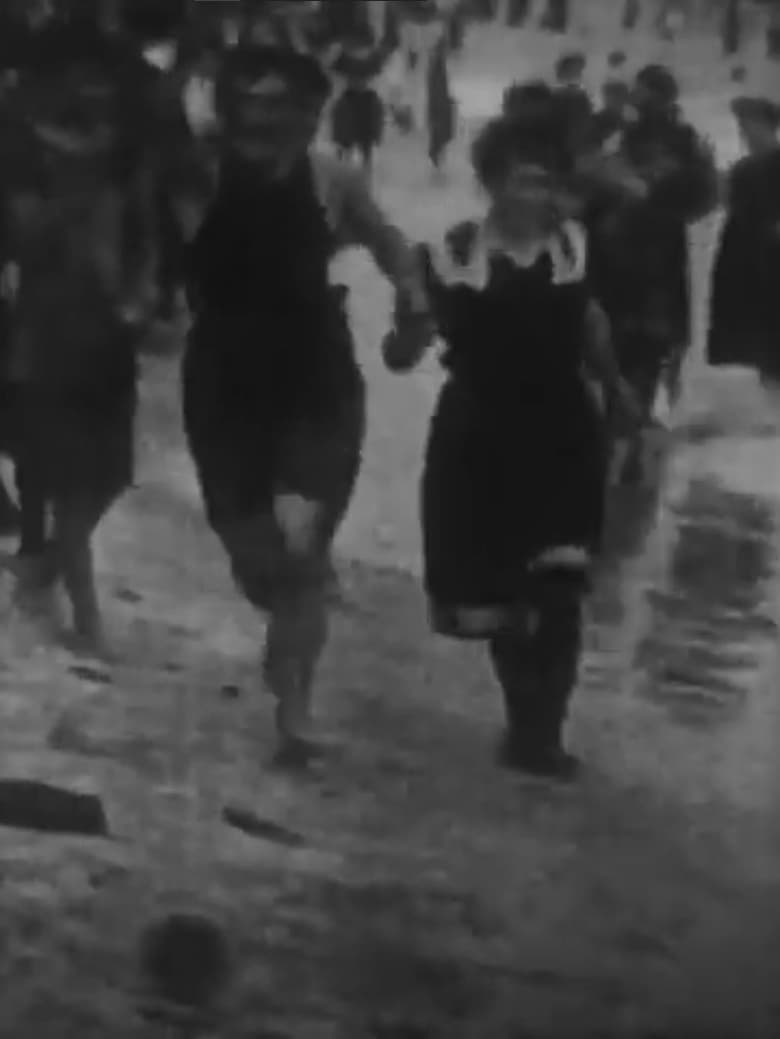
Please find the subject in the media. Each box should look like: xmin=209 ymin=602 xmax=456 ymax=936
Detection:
xmin=14 ymin=459 xmax=57 ymax=613
xmin=263 ymin=580 xmax=330 ymax=769
xmin=52 ymin=498 xmax=112 ymax=659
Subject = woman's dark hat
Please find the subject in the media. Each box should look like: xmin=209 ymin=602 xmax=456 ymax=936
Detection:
xmin=472 ymin=105 xmax=573 ymax=188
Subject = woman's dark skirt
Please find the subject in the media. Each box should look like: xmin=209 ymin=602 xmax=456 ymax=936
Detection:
xmin=421 ymin=375 xmax=607 ymax=638
xmin=708 ymin=219 xmax=780 ymax=379
xmin=3 ymin=312 xmax=139 ymax=512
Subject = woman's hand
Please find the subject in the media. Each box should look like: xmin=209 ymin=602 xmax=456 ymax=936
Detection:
xmin=382 ymin=297 xmax=436 ymax=373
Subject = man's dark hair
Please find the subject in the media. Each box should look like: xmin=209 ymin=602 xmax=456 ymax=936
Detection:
xmin=603 ymin=78 xmax=629 ymax=99
xmin=635 ymin=63 xmax=679 ymax=106
xmin=217 ymin=43 xmax=331 ymax=109
xmin=607 ymin=50 xmax=626 ymax=69
xmin=502 ymin=79 xmax=555 ymax=119
xmin=12 ymin=19 xmax=157 ymax=168
xmin=555 ymin=51 xmax=586 ymax=81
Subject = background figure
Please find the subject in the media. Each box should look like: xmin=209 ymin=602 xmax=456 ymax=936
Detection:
xmin=426 ymin=33 xmax=456 ymax=175
xmin=446 ymin=6 xmax=467 ymax=52
xmin=553 ymin=51 xmax=593 ymax=155
xmin=330 ymin=39 xmax=387 ymax=176
xmin=153 ymin=20 xmax=225 ymax=326
xmin=541 ymin=0 xmax=570 ymax=34
xmin=0 ymin=286 xmax=20 ymax=534
xmin=385 ymin=45 xmax=416 ymax=134
xmin=331 ymin=74 xmax=384 ymax=174
xmin=708 ymin=96 xmax=780 ymax=388
xmin=508 ymin=0 xmax=532 ymax=28
xmin=503 ymin=79 xmax=556 ymax=120
xmin=589 ymin=77 xmax=630 ymax=152
xmin=588 ymin=64 xmax=717 ymax=482
xmin=2 ymin=21 xmax=155 ymax=654
xmin=0 ymin=106 xmax=20 ymax=533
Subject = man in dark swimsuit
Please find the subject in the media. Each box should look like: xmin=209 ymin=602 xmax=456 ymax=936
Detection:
xmin=176 ymin=44 xmax=433 ymax=768
xmin=1 ymin=21 xmax=155 ymax=654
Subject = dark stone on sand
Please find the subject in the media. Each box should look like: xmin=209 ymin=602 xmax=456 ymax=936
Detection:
xmin=371 ymin=1025 xmax=431 ymax=1038
xmin=114 ymin=587 xmax=143 ymax=604
xmin=68 ymin=664 xmax=111 ymax=684
xmin=222 ymin=806 xmax=306 ymax=848
xmin=220 ymin=684 xmax=240 ymax=700
xmin=138 ymin=911 xmax=231 ymax=1009
xmin=0 ymin=779 xmax=109 ymax=837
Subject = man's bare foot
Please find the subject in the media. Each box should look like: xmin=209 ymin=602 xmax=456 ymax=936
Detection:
xmin=270 ymin=736 xmax=327 ymax=772
xmin=62 ymin=625 xmax=119 ymax=665
xmin=14 ymin=552 xmax=58 ymax=592
xmin=13 ymin=556 xmax=61 ymax=624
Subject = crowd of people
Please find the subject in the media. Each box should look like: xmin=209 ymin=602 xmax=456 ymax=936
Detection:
xmin=0 ymin=5 xmax=778 ymax=783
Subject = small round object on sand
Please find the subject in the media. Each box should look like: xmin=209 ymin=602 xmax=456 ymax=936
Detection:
xmin=138 ymin=911 xmax=232 ymax=1009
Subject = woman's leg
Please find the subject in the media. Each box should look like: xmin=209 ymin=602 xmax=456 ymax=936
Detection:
xmin=264 ymin=576 xmax=331 ymax=764
xmin=0 ymin=470 xmax=19 ymax=535
xmin=51 ymin=493 xmax=114 ymax=655
xmin=489 ymin=625 xmax=538 ymax=747
xmin=265 ymin=392 xmax=365 ymax=767
xmin=204 ymin=380 xmax=364 ymax=769
xmin=489 ymin=570 xmax=585 ymax=779
xmin=13 ymin=391 xmax=56 ymax=598
xmin=48 ymin=384 xmax=135 ymax=656
xmin=17 ymin=456 xmax=48 ymax=561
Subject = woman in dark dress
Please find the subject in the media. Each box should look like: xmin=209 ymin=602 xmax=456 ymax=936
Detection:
xmin=426 ymin=33 xmax=456 ymax=174
xmin=419 ymin=110 xmax=638 ymax=780
xmin=708 ymin=96 xmax=780 ymax=385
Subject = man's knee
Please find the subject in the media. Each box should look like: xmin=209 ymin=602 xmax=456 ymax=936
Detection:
xmin=217 ymin=513 xmax=334 ymax=612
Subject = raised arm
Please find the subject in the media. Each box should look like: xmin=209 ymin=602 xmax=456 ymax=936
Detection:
xmin=326 ymin=160 xmax=430 ymax=315
xmin=317 ymin=157 xmax=433 ymax=369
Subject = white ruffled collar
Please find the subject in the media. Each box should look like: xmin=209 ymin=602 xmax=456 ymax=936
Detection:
xmin=431 ymin=218 xmax=587 ymax=291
